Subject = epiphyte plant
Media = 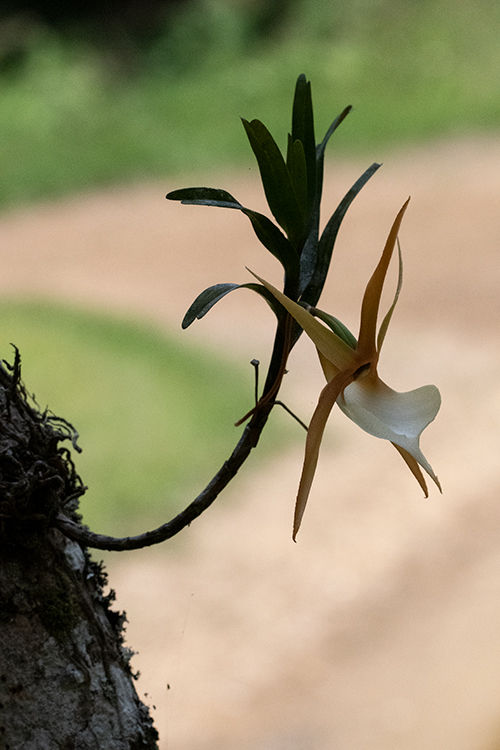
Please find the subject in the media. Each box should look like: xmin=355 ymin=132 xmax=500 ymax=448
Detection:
xmin=56 ymin=74 xmax=440 ymax=553
xmin=168 ymin=74 xmax=441 ymax=540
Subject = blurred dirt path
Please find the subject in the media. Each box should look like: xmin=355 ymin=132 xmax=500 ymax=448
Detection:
xmin=2 ymin=136 xmax=500 ymax=750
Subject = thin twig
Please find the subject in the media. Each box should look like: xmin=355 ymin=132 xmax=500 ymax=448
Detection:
xmin=250 ymin=359 xmax=260 ymax=405
xmin=235 ymin=313 xmax=293 ymax=426
xmin=274 ymin=401 xmax=308 ymax=431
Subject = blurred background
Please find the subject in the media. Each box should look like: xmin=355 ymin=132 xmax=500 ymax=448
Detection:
xmin=2 ymin=2 xmax=500 ymax=748
xmin=0 ymin=0 xmax=499 ymax=531
xmin=1 ymin=0 xmax=500 ymax=207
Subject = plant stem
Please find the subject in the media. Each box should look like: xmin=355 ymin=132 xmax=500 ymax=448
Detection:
xmin=56 ymin=315 xmax=296 ymax=551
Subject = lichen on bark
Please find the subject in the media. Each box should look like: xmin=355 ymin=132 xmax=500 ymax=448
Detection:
xmin=0 ymin=350 xmax=159 ymax=749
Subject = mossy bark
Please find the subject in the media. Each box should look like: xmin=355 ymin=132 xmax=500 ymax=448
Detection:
xmin=0 ymin=353 xmax=159 ymax=750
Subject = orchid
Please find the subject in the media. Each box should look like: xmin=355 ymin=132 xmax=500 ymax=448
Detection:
xmin=167 ymin=75 xmax=441 ymax=542
xmin=250 ymin=199 xmax=441 ymax=540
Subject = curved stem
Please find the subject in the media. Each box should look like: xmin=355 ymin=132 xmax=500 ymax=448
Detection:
xmin=56 ymin=316 xmax=295 ymax=551
xmin=55 ymin=411 xmax=268 ymax=551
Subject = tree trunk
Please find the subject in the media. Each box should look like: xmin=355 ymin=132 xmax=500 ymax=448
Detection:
xmin=0 ymin=352 xmax=159 ymax=750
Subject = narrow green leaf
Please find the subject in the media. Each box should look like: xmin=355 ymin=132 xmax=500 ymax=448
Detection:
xmin=292 ymin=105 xmax=353 ymax=303
xmin=309 ymin=308 xmax=357 ymax=349
xmin=299 ymin=162 xmax=382 ymax=304
xmin=182 ymin=282 xmax=285 ymax=329
xmin=316 ymin=105 xmax=353 ymax=163
xmin=307 ymin=105 xmax=353 ymax=241
xmin=291 ymin=75 xmax=316 ymax=215
xmin=167 ymin=187 xmax=240 ymax=206
xmin=182 ymin=284 xmax=240 ymax=329
xmin=286 ymin=136 xmax=308 ymax=226
xmin=243 ymin=209 xmax=300 ymax=282
xmin=242 ymin=118 xmax=304 ymax=247
xmin=167 ymin=187 xmax=299 ymax=281
xmin=243 ymin=283 xmax=288 ymax=322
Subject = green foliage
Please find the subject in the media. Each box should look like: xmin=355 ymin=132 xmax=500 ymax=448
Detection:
xmin=0 ymin=301 xmax=255 ymax=536
xmin=168 ymin=76 xmax=379 ymax=340
xmin=242 ymin=117 xmax=306 ymax=248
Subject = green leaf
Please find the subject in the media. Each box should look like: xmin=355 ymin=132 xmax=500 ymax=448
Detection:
xmin=182 ymin=282 xmax=285 ymax=329
xmin=182 ymin=284 xmax=240 ymax=328
xmin=299 ymin=162 xmax=381 ymax=304
xmin=242 ymin=118 xmax=305 ymax=247
xmin=243 ymin=209 xmax=300 ymax=282
xmin=243 ymin=283 xmax=288 ymax=322
xmin=291 ymin=75 xmax=316 ymax=216
xmin=286 ymin=135 xmax=308 ymax=225
xmin=308 ymin=105 xmax=353 ymax=239
xmin=291 ymin=105 xmax=353 ymax=303
xmin=167 ymin=187 xmax=299 ymax=282
xmin=316 ymin=105 xmax=353 ymax=164
xmin=309 ymin=308 xmax=357 ymax=349
xmin=166 ymin=187 xmax=240 ymax=207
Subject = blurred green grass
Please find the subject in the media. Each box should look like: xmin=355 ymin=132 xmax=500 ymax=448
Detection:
xmin=1 ymin=0 xmax=499 ymax=536
xmin=0 ymin=301 xmax=269 ymax=537
xmin=1 ymin=0 xmax=500 ymax=208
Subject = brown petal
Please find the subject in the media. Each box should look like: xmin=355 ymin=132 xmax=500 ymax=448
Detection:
xmin=293 ymin=370 xmax=354 ymax=540
xmin=357 ymin=199 xmax=410 ymax=359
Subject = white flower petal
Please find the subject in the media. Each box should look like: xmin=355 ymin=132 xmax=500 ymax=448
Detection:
xmin=337 ymin=373 xmax=441 ymax=481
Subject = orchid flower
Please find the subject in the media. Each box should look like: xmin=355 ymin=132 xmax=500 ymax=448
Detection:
xmin=250 ymin=199 xmax=441 ymax=540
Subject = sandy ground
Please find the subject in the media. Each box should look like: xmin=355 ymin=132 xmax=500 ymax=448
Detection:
xmin=2 ymin=136 xmax=500 ymax=749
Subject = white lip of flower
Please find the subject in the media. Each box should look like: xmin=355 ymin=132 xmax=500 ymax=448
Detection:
xmin=249 ymin=198 xmax=441 ymax=540
xmin=338 ymin=374 xmax=441 ymax=481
